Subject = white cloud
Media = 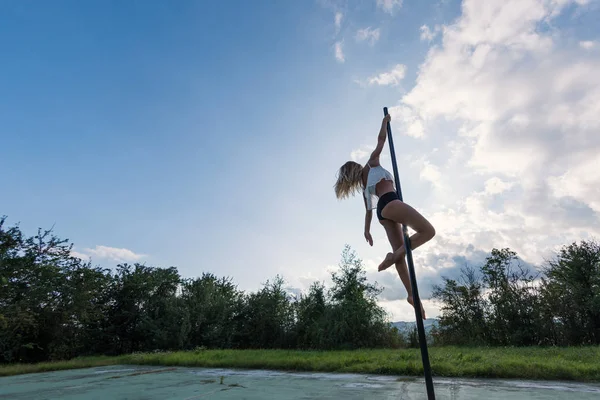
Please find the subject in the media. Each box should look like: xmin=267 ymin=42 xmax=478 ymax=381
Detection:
xmin=378 ymin=298 xmax=440 ymax=322
xmin=71 ymin=251 xmax=90 ymax=261
xmin=407 ymin=155 xmax=445 ymax=189
xmin=382 ymin=0 xmax=600 ymax=300
xmin=419 ymin=24 xmax=440 ymax=41
xmin=387 ymin=105 xmax=425 ymax=138
xmin=376 ymin=0 xmax=403 ymax=15
xmin=580 ymin=40 xmax=596 ymax=49
xmin=351 ymin=146 xmax=373 ymax=162
xmin=350 ymin=144 xmax=393 ymax=166
xmin=368 ymin=64 xmax=407 ymax=86
xmin=334 ymin=41 xmax=345 ymax=62
xmin=484 ymin=177 xmax=515 ymax=195
xmin=82 ymin=245 xmax=146 ymax=263
xmin=400 ymin=0 xmax=600 ymax=170
xmin=419 ymin=161 xmax=442 ymax=188
xmin=335 ymin=12 xmax=343 ymax=34
xmin=356 ymin=27 xmax=381 ymax=46
xmin=547 ymin=151 xmax=600 ymax=212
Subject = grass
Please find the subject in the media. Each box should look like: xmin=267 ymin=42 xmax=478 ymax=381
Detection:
xmin=2 ymin=346 xmax=600 ymax=382
xmin=0 ymin=355 xmax=126 ymax=377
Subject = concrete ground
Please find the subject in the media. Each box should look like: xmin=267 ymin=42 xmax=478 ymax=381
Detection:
xmin=1 ymin=365 xmax=600 ymax=400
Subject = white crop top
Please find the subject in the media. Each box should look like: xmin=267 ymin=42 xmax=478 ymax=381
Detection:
xmin=363 ymin=162 xmax=394 ymax=210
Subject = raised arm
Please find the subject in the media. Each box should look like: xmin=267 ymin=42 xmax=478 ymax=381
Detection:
xmin=368 ymin=114 xmax=391 ymax=164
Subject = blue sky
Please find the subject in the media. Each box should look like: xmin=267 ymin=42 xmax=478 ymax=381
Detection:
xmin=3 ymin=0 xmax=600 ymax=321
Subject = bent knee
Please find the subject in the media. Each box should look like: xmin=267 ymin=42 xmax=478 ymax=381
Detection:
xmin=427 ymin=224 xmax=436 ymax=240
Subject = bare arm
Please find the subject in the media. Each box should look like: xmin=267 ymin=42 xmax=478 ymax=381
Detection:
xmin=368 ymin=114 xmax=391 ymax=164
xmin=363 ymin=194 xmax=373 ymax=246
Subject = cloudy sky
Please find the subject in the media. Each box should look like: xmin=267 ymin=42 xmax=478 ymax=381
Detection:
xmin=2 ymin=0 xmax=599 ymax=321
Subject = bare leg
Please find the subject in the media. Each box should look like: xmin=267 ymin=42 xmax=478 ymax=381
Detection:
xmin=399 ymin=257 xmax=427 ymax=320
xmin=377 ymin=199 xmax=435 ymax=272
xmin=381 ymin=220 xmax=427 ymax=320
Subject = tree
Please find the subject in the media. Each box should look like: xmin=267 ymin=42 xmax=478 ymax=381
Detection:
xmin=431 ymin=266 xmax=487 ymax=345
xmin=481 ymin=248 xmax=541 ymax=346
xmin=0 ymin=216 xmax=94 ymax=362
xmin=326 ymin=245 xmax=393 ymax=349
xmin=105 ymin=264 xmax=188 ymax=354
xmin=295 ymin=281 xmax=327 ymax=349
xmin=50 ymin=261 xmax=114 ymax=359
xmin=234 ymin=275 xmax=295 ymax=349
xmin=181 ymin=273 xmax=242 ymax=349
xmin=541 ymin=240 xmax=600 ymax=345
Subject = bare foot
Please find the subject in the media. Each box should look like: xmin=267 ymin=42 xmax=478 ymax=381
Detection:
xmin=378 ymin=252 xmax=395 ymax=271
xmin=407 ymin=296 xmax=427 ymax=320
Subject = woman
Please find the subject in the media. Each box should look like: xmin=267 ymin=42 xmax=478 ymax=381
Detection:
xmin=334 ymin=113 xmax=436 ymax=319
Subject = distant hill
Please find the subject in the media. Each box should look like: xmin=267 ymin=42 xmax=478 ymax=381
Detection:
xmin=391 ymin=319 xmax=438 ymax=333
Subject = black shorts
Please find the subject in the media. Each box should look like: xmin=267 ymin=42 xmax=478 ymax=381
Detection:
xmin=376 ymin=191 xmax=399 ymax=221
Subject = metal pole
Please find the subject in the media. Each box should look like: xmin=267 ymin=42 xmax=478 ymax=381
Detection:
xmin=383 ymin=107 xmax=435 ymax=400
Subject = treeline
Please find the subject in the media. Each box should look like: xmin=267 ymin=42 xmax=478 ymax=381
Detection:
xmin=2 ymin=216 xmax=599 ymax=364
xmin=0 ymin=217 xmax=402 ymax=364
xmin=431 ymin=245 xmax=600 ymax=346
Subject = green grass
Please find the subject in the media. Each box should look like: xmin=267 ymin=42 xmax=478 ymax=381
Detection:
xmin=0 ymin=355 xmax=127 ymax=377
xmin=2 ymin=346 xmax=600 ymax=382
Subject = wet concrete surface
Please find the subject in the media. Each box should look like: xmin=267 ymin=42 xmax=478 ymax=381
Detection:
xmin=2 ymin=365 xmax=600 ymax=399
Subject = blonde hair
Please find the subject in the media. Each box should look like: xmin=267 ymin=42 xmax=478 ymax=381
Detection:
xmin=334 ymin=161 xmax=364 ymax=199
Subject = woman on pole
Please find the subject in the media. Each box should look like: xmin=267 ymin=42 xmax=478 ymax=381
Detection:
xmin=334 ymin=113 xmax=436 ymax=319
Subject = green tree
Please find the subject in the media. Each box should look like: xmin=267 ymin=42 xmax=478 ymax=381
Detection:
xmin=0 ymin=217 xmax=92 ymax=362
xmin=295 ymin=281 xmax=327 ymax=349
xmin=481 ymin=248 xmax=540 ymax=346
xmin=234 ymin=275 xmax=295 ymax=349
xmin=105 ymin=264 xmax=188 ymax=354
xmin=49 ymin=261 xmax=114 ymax=359
xmin=325 ymin=245 xmax=394 ymax=349
xmin=431 ymin=266 xmax=487 ymax=345
xmin=181 ymin=273 xmax=242 ymax=349
xmin=541 ymin=240 xmax=600 ymax=345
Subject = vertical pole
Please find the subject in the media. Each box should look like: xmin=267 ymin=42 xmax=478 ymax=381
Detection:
xmin=383 ymin=107 xmax=435 ymax=400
